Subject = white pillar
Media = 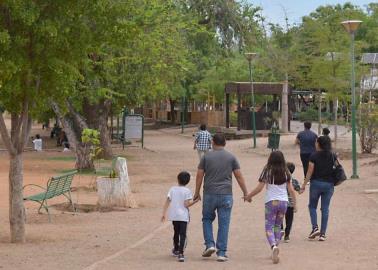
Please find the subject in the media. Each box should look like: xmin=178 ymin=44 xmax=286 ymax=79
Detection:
xmin=281 ymin=81 xmax=289 ymax=133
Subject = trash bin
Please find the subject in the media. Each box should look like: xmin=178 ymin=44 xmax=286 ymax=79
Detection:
xmin=267 ymin=123 xmax=280 ymax=151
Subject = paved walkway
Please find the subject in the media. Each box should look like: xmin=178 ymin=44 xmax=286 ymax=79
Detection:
xmin=84 ymin=129 xmax=378 ymax=270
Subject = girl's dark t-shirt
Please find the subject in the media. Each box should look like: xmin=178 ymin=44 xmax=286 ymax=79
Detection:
xmin=309 ymin=151 xmax=334 ymax=183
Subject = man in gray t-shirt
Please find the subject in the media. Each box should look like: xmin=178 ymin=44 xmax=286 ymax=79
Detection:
xmin=194 ymin=133 xmax=250 ymax=262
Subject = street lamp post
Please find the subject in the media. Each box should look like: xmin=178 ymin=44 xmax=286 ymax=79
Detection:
xmin=341 ymin=20 xmax=362 ymax=179
xmin=245 ymin=52 xmax=257 ymax=148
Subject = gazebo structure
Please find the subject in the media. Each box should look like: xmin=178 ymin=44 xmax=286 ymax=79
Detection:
xmin=224 ymin=81 xmax=290 ymax=132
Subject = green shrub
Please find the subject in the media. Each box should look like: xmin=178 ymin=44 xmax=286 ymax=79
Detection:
xmin=298 ymin=109 xmax=332 ymax=122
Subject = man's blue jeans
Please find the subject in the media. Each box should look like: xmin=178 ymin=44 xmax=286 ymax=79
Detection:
xmin=202 ymin=194 xmax=233 ymax=256
xmin=309 ymin=180 xmax=334 ymax=234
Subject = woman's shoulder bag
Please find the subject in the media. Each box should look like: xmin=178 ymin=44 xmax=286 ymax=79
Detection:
xmin=332 ymin=153 xmax=347 ymax=186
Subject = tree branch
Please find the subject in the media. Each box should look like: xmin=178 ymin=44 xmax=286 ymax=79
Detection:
xmin=66 ymin=101 xmax=88 ymax=131
xmin=18 ymin=116 xmax=32 ymax=153
xmin=16 ymin=99 xmax=30 ymax=153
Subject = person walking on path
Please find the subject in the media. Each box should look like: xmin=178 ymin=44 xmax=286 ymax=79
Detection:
xmin=193 ymin=133 xmax=250 ymax=262
xmin=281 ymin=162 xmax=301 ymax=243
xmin=299 ymin=136 xmax=335 ymax=242
xmin=194 ymin=124 xmax=212 ymax=161
xmin=161 ymin=171 xmax=199 ymax=262
xmin=244 ymin=151 xmax=297 ymax=264
xmin=296 ymin=121 xmax=318 ymax=176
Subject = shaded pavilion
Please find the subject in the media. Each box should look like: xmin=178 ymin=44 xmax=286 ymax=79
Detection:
xmin=224 ymin=81 xmax=290 ymax=132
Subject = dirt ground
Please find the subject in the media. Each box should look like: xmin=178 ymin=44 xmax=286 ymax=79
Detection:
xmin=0 ymin=122 xmax=377 ymax=270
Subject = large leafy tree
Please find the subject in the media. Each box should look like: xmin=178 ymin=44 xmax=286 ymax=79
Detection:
xmin=0 ymin=0 xmax=96 ymax=242
xmin=297 ymin=3 xmax=366 ymax=138
xmin=175 ymin=0 xmax=262 ymax=108
xmin=50 ymin=0 xmax=194 ymax=167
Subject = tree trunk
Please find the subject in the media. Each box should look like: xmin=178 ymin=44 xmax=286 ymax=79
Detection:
xmin=169 ymin=99 xmax=176 ymax=124
xmin=9 ymin=154 xmax=26 ymax=243
xmin=318 ymin=90 xmax=322 ymax=135
xmin=98 ymin=100 xmax=113 ymax=159
xmin=98 ymin=113 xmax=113 ymax=159
xmin=76 ymin=146 xmax=94 ymax=170
xmin=97 ymin=157 xmax=137 ymax=209
xmin=333 ymin=98 xmax=338 ymax=147
xmin=51 ymin=101 xmax=94 ymax=169
xmin=83 ymin=99 xmax=113 ymax=159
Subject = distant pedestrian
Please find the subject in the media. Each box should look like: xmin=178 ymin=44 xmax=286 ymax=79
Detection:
xmin=194 ymin=133 xmax=250 ymax=262
xmin=295 ymin=121 xmax=318 ymax=176
xmin=161 ymin=171 xmax=199 ymax=262
xmin=244 ymin=151 xmax=297 ymax=264
xmin=32 ymin=134 xmax=43 ymax=151
xmin=300 ymin=136 xmax=335 ymax=242
xmin=193 ymin=124 xmax=212 ymax=161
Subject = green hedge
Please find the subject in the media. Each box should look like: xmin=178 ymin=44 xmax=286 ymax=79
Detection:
xmin=298 ymin=109 xmax=332 ymax=122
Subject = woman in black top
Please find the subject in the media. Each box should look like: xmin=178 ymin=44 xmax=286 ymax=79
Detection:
xmin=300 ymin=136 xmax=334 ymax=241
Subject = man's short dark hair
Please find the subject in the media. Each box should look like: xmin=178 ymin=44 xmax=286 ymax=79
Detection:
xmin=304 ymin=121 xmax=312 ymax=129
xmin=177 ymin=171 xmax=190 ymax=186
xmin=213 ymin=133 xmax=226 ymax=146
xmin=200 ymin=124 xmax=206 ymax=131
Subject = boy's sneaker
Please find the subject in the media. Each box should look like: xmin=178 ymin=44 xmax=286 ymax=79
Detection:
xmin=319 ymin=234 xmax=326 ymax=241
xmin=217 ymin=255 xmax=229 ymax=262
xmin=178 ymin=254 xmax=185 ymax=262
xmin=308 ymin=227 xmax=321 ymax=240
xmin=171 ymin=249 xmax=179 ymax=257
xmin=284 ymin=235 xmax=290 ymax=243
xmin=202 ymin=246 xmax=216 ymax=257
xmin=272 ymin=246 xmax=280 ymax=264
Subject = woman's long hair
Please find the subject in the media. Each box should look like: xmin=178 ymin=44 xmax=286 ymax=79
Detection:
xmin=263 ymin=150 xmax=291 ymax=185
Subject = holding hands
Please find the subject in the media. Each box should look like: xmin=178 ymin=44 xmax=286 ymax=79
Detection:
xmin=193 ymin=193 xmax=201 ymax=202
xmin=243 ymin=193 xmax=253 ymax=203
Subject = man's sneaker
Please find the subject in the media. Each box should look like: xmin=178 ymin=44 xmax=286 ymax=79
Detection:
xmin=284 ymin=235 xmax=290 ymax=243
xmin=272 ymin=246 xmax=280 ymax=264
xmin=178 ymin=254 xmax=185 ymax=262
xmin=319 ymin=234 xmax=326 ymax=241
xmin=202 ymin=246 xmax=216 ymax=257
xmin=308 ymin=227 xmax=321 ymax=240
xmin=171 ymin=249 xmax=179 ymax=257
xmin=217 ymin=255 xmax=229 ymax=262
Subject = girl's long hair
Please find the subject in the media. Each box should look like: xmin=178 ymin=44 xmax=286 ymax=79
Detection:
xmin=263 ymin=150 xmax=291 ymax=185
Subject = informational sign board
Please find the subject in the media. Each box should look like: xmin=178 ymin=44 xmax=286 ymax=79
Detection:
xmin=124 ymin=114 xmax=144 ymax=148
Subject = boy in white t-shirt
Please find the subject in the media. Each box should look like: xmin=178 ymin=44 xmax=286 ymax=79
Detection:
xmin=161 ymin=171 xmax=199 ymax=262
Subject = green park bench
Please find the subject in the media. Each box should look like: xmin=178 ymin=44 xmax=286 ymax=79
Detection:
xmin=23 ymin=170 xmax=78 ymax=222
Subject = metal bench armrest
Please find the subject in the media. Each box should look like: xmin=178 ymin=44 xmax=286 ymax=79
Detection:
xmin=23 ymin=184 xmax=47 ymax=191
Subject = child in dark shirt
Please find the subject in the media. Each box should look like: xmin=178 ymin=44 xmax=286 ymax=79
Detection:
xmin=281 ymin=162 xmax=301 ymax=242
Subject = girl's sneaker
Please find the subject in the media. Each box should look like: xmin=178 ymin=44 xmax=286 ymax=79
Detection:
xmin=284 ymin=235 xmax=290 ymax=243
xmin=272 ymin=246 xmax=280 ymax=264
xmin=178 ymin=254 xmax=185 ymax=262
xmin=172 ymin=249 xmax=179 ymax=257
xmin=319 ymin=234 xmax=326 ymax=241
xmin=308 ymin=227 xmax=321 ymax=240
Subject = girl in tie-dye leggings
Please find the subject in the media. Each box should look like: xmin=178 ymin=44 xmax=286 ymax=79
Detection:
xmin=245 ymin=151 xmax=297 ymax=264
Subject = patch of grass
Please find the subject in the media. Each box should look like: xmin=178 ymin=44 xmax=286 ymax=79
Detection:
xmin=54 ymin=168 xmax=110 ymax=176
xmin=46 ymin=156 xmax=76 ymax=161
